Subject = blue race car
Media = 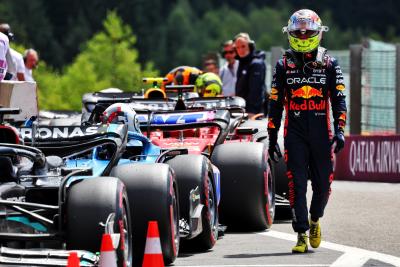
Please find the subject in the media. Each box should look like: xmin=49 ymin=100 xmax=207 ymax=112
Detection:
xmin=5 ymin=104 xmax=220 ymax=266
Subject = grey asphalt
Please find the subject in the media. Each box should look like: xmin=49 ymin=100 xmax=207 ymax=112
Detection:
xmin=173 ymin=181 xmax=400 ymax=266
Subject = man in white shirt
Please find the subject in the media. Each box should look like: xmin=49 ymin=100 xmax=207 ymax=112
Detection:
xmin=219 ymin=40 xmax=238 ymax=96
xmin=0 ymin=31 xmax=9 ymax=81
xmin=0 ymin=24 xmax=25 ymax=81
xmin=23 ymin=49 xmax=39 ymax=82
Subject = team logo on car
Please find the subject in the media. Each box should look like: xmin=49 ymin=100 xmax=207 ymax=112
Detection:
xmin=19 ymin=126 xmax=102 ymax=140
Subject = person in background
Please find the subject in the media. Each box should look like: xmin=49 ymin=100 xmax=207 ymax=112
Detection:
xmin=219 ymin=40 xmax=238 ymax=96
xmin=23 ymin=48 xmax=39 ymax=82
xmin=203 ymin=58 xmax=219 ymax=75
xmin=268 ymin=9 xmax=347 ymax=253
xmin=164 ymin=66 xmax=221 ymax=97
xmin=0 ymin=31 xmax=9 ymax=80
xmin=234 ymin=32 xmax=266 ymax=117
xmin=195 ymin=72 xmax=222 ymax=97
xmin=0 ymin=23 xmax=25 ymax=81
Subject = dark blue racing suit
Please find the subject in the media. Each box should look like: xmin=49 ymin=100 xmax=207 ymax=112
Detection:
xmin=268 ymin=48 xmax=347 ymax=233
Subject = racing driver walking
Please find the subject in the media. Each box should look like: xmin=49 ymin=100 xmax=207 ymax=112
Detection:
xmin=267 ymin=9 xmax=347 ymax=253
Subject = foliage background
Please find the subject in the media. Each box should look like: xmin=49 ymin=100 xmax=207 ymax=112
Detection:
xmin=1 ymin=0 xmax=399 ymax=109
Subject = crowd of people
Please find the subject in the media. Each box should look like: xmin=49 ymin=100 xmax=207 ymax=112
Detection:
xmin=163 ymin=31 xmax=268 ymax=116
xmin=0 ymin=23 xmax=38 ymax=82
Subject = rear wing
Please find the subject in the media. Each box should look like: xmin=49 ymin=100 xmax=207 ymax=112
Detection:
xmin=138 ymin=109 xmax=231 ymax=146
xmin=138 ymin=110 xmax=229 ymax=127
xmin=95 ymin=96 xmax=245 ymax=111
xmin=18 ymin=124 xmax=126 ymax=143
xmin=82 ymin=89 xmax=245 ymax=111
xmin=17 ymin=124 xmax=127 ymax=157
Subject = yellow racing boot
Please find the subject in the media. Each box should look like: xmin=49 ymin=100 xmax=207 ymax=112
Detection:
xmin=309 ymin=219 xmax=321 ymax=248
xmin=292 ymin=233 xmax=308 ymax=253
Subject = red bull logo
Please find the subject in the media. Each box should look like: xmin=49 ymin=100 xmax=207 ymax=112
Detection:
xmin=289 ymin=100 xmax=326 ymax=111
xmin=291 ymin=86 xmax=323 ymax=99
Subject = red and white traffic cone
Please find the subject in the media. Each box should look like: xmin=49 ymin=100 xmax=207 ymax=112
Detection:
xmin=67 ymin=251 xmax=80 ymax=267
xmin=142 ymin=221 xmax=164 ymax=267
xmin=99 ymin=233 xmax=117 ymax=267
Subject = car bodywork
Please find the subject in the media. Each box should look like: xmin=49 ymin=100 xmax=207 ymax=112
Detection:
xmin=0 ymin=118 xmax=128 ymax=266
xmin=82 ymin=92 xmax=288 ymax=210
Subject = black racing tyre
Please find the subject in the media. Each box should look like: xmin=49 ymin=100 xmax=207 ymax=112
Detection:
xmin=111 ymin=163 xmax=179 ymax=266
xmin=66 ymin=177 xmax=132 ymax=267
xmin=273 ymin=154 xmax=289 ymax=201
xmin=259 ymin=137 xmax=291 ymax=220
xmin=211 ymin=142 xmax=275 ymax=230
xmin=167 ymin=154 xmax=218 ymax=251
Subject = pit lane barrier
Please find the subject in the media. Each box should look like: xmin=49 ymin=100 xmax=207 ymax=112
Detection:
xmin=142 ymin=221 xmax=164 ymax=267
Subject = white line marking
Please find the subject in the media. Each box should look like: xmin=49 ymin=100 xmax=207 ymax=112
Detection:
xmin=330 ymin=252 xmax=369 ymax=267
xmin=260 ymin=230 xmax=400 ymax=267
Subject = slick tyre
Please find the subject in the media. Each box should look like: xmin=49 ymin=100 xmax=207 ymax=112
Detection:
xmin=211 ymin=142 xmax=275 ymax=230
xmin=260 ymin=138 xmax=291 ymax=220
xmin=111 ymin=163 xmax=179 ymax=266
xmin=66 ymin=177 xmax=132 ymax=267
xmin=167 ymin=154 xmax=218 ymax=251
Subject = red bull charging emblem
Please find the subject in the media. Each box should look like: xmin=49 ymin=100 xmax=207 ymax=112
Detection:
xmin=291 ymin=86 xmax=323 ymax=99
xmin=290 ymin=86 xmax=326 ymax=111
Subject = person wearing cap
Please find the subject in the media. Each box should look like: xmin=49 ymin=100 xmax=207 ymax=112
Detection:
xmin=234 ymin=33 xmax=266 ymax=117
xmin=267 ymin=9 xmax=347 ymax=253
xmin=0 ymin=23 xmax=25 ymax=81
xmin=219 ymin=40 xmax=238 ymax=97
xmin=23 ymin=49 xmax=39 ymax=82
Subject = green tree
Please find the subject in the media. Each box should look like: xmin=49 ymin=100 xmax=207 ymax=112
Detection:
xmin=164 ymin=0 xmax=199 ymax=71
xmin=37 ymin=11 xmax=157 ymax=110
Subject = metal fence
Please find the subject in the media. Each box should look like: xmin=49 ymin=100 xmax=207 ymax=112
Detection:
xmin=349 ymin=40 xmax=399 ymax=135
xmin=361 ymin=47 xmax=396 ymax=134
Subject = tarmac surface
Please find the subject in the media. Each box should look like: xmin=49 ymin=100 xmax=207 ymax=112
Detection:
xmin=173 ymin=181 xmax=400 ymax=267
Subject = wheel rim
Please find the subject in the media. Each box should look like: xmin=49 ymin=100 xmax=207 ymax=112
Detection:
xmin=207 ymin=176 xmax=218 ymax=234
xmin=171 ymin=184 xmax=180 ymax=253
xmin=267 ymin=165 xmax=275 ymax=220
xmin=121 ymin=203 xmax=131 ymax=266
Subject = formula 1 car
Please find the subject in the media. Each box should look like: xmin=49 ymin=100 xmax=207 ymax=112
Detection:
xmin=81 ymin=84 xmax=289 ymax=218
xmin=85 ymin=87 xmax=278 ymax=231
xmin=91 ymin=103 xmax=221 ymax=255
xmin=0 ymin=108 xmax=132 ymax=266
xmin=1 ymin=106 xmax=220 ymax=265
xmin=1 ymin=107 xmax=180 ymax=266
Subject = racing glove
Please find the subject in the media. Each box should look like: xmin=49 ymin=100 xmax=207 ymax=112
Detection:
xmin=268 ymin=129 xmax=282 ymax=163
xmin=331 ymin=131 xmax=345 ymax=153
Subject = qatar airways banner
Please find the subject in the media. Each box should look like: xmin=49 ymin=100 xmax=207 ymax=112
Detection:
xmin=335 ymin=135 xmax=400 ymax=182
